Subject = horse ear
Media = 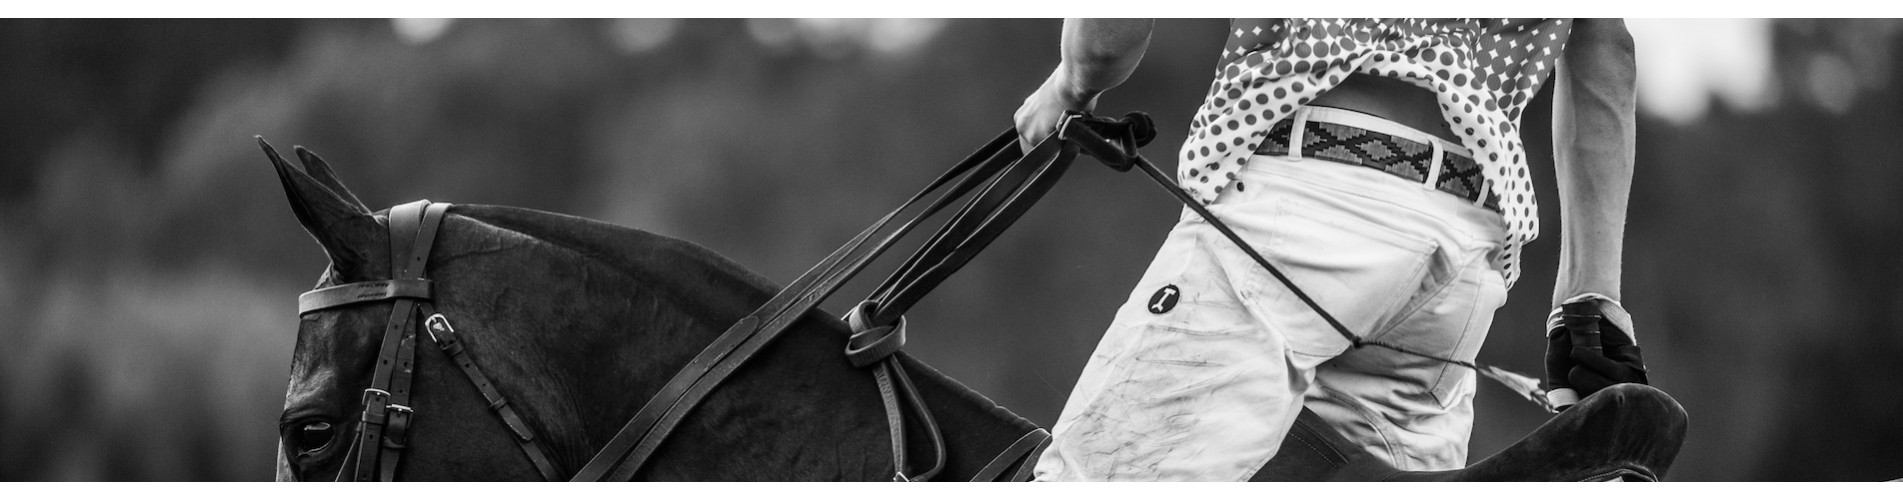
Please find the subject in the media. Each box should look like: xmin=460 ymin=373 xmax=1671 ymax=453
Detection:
xmin=260 ymin=136 xmax=379 ymax=276
xmin=293 ymin=145 xmax=370 ymax=214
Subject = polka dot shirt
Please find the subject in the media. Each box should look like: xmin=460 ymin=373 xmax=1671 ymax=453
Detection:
xmin=1183 ymin=18 xmax=1571 ymax=287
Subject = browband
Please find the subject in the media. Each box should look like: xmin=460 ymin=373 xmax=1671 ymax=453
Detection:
xmin=299 ymin=279 xmax=432 ymax=314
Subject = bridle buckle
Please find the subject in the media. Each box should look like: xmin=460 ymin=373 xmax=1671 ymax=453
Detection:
xmin=424 ymin=313 xmax=453 ymax=343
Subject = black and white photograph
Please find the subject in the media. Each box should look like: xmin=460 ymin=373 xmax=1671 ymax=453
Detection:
xmin=1 ymin=9 xmax=1900 ymax=486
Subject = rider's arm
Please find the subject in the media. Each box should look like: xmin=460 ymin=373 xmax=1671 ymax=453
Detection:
xmin=1015 ymin=18 xmax=1154 ymax=151
xmin=1549 ymin=18 xmax=1637 ymax=307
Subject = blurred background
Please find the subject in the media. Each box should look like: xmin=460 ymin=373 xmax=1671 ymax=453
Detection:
xmin=1 ymin=18 xmax=1899 ymax=481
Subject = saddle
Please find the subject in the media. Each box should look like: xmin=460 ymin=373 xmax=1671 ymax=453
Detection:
xmin=1251 ymin=383 xmax=1689 ymax=481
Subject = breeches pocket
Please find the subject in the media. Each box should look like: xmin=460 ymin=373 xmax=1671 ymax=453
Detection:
xmin=1221 ymin=193 xmax=1444 ymax=357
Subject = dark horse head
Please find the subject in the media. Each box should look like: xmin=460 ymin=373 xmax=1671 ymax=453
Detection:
xmin=265 ymin=139 xmax=1042 ymax=481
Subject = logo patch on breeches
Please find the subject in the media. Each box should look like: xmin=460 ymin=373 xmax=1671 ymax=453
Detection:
xmin=1149 ymin=284 xmax=1180 ymax=314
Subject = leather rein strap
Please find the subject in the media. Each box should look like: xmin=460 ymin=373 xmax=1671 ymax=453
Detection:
xmin=571 ymin=116 xmax=1150 ymax=482
xmin=297 ymin=200 xmax=562 ymax=482
xmin=569 ymin=130 xmax=1065 ymax=481
xmin=292 ymin=115 xmax=1147 ymax=482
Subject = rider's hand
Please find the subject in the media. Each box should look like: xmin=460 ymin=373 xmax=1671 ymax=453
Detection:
xmin=1015 ymin=65 xmax=1099 ymax=153
xmin=1544 ymin=293 xmax=1648 ymax=410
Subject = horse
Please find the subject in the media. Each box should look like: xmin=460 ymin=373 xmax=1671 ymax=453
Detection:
xmin=267 ymin=116 xmax=1687 ymax=481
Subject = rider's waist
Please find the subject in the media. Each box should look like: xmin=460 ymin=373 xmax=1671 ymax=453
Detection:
xmin=1255 ymin=106 xmax=1500 ymax=213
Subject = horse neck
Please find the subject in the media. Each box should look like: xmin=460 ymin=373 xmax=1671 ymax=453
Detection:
xmin=626 ymin=317 xmax=903 ymax=480
xmin=448 ymin=208 xmax=899 ymax=480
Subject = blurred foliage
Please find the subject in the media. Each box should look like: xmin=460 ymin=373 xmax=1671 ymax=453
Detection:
xmin=1 ymin=19 xmax=1899 ymax=481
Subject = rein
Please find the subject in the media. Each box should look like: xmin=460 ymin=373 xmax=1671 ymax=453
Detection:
xmin=293 ymin=114 xmax=1154 ymax=481
xmin=572 ymin=115 xmax=1153 ymax=481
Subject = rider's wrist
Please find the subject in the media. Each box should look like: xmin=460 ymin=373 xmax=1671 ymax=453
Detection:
xmin=1544 ymin=292 xmax=1636 ymax=344
xmin=1052 ymin=63 xmax=1104 ymax=110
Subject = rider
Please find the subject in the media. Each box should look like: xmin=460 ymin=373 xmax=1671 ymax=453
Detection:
xmin=1016 ymin=19 xmax=1647 ymax=480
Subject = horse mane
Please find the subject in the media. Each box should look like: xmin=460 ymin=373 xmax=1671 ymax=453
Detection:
xmin=445 ymin=204 xmax=1042 ymax=434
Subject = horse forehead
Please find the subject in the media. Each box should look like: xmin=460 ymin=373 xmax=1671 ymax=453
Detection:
xmin=286 ymin=309 xmax=383 ymax=399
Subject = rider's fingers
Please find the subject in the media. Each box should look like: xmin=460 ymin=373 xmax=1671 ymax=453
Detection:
xmin=1568 ymin=365 xmax=1619 ymax=395
xmin=1571 ymin=346 xmax=1641 ymax=379
xmin=1545 ymin=332 xmax=1575 ymax=389
xmin=1015 ymin=112 xmax=1055 ymax=153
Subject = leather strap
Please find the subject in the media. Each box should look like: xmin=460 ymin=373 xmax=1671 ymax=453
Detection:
xmin=840 ymin=116 xmax=1152 ymax=481
xmin=349 ymin=200 xmax=433 ymax=481
xmin=846 ymin=301 xmax=913 ymax=480
xmin=866 ymin=113 xmax=1152 ymax=329
xmin=1008 ymin=441 xmax=1047 ymax=483
xmin=843 ymin=301 xmax=905 ymax=368
xmin=844 ymin=302 xmax=945 ymax=481
xmin=378 ymin=203 xmax=450 ymax=481
xmin=887 ymin=361 xmax=944 ymax=481
xmin=571 ymin=129 xmax=1075 ymax=481
xmin=572 ymin=115 xmax=1155 ymax=482
xmin=376 ymin=310 xmax=419 ymax=481
xmin=970 ymin=428 xmax=1051 ymax=482
xmin=567 ymin=132 xmax=1018 ymax=481
xmin=299 ymin=279 xmax=431 ymax=314
xmin=422 ymin=309 xmax=566 ymax=481
xmin=870 ymin=364 xmax=909 ymax=481
xmin=612 ymin=134 xmax=1049 ymax=480
xmin=865 ymin=137 xmax=1073 ymax=326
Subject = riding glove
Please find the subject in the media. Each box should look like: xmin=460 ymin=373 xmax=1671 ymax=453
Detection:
xmin=1544 ymin=293 xmax=1647 ymax=410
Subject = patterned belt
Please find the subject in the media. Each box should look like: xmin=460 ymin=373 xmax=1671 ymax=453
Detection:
xmin=1256 ymin=116 xmax=1501 ymax=213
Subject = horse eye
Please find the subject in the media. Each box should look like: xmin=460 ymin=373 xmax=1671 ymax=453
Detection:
xmin=297 ymin=422 xmax=335 ymax=453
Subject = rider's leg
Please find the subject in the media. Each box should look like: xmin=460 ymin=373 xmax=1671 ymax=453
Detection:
xmin=1035 ymin=133 xmax=1502 ymax=480
xmin=1269 ymin=153 xmax=1511 ymax=472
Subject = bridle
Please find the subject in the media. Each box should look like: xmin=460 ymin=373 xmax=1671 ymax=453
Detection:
xmin=288 ymin=113 xmax=1157 ymax=482
xmin=295 ymin=200 xmax=563 ymax=481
